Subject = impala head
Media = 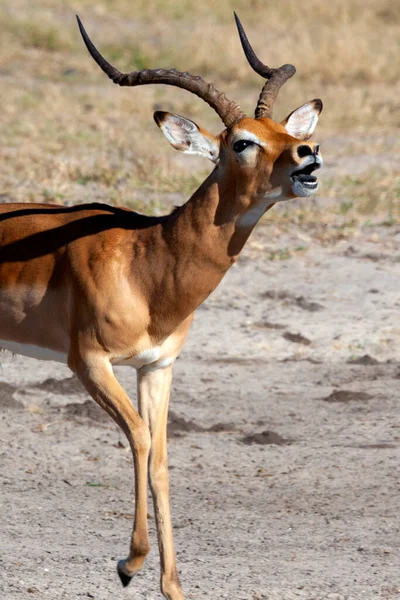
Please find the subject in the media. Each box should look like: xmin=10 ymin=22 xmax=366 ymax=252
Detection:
xmin=77 ymin=13 xmax=323 ymax=203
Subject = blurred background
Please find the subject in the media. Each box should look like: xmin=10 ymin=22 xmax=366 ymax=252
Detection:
xmin=0 ymin=0 xmax=399 ymax=232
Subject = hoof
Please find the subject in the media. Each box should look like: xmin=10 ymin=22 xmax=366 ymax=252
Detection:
xmin=117 ymin=561 xmax=133 ymax=588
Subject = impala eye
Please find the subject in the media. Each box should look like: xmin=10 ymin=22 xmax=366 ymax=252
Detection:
xmin=233 ymin=139 xmax=254 ymax=153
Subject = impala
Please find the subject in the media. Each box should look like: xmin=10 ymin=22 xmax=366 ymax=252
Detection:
xmin=0 ymin=13 xmax=323 ymax=600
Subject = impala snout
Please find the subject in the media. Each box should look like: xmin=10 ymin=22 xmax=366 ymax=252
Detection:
xmin=290 ymin=147 xmax=323 ymax=197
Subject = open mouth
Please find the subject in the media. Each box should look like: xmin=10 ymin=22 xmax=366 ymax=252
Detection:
xmin=290 ymin=159 xmax=321 ymax=197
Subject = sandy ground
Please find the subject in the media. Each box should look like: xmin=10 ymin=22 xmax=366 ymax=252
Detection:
xmin=0 ymin=209 xmax=399 ymax=600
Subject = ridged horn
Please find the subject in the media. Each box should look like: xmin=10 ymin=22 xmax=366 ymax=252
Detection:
xmin=234 ymin=12 xmax=296 ymax=119
xmin=77 ymin=15 xmax=246 ymax=129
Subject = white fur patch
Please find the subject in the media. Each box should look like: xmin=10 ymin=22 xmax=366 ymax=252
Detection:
xmin=115 ymin=347 xmax=174 ymax=370
xmin=0 ymin=340 xmax=68 ymax=363
xmin=236 ymin=189 xmax=287 ymax=229
xmin=233 ymin=130 xmax=264 ymax=146
xmin=117 ymin=347 xmax=161 ymax=367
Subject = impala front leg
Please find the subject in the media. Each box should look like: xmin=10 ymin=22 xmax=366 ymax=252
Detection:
xmin=68 ymin=351 xmax=152 ymax=585
xmin=138 ymin=365 xmax=185 ymax=600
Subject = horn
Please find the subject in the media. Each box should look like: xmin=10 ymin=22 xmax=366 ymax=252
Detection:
xmin=234 ymin=12 xmax=295 ymax=118
xmin=77 ymin=16 xmax=246 ymax=129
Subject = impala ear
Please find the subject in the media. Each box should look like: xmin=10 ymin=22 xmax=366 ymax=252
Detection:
xmin=154 ymin=111 xmax=220 ymax=163
xmin=281 ymin=99 xmax=322 ymax=141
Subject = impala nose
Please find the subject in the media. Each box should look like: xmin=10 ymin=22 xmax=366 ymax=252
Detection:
xmin=297 ymin=145 xmax=313 ymax=158
xmin=297 ymin=144 xmax=320 ymax=158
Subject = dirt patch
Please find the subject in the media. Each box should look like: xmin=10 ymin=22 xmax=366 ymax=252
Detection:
xmin=252 ymin=321 xmax=286 ymax=330
xmin=352 ymin=443 xmax=398 ymax=449
xmin=281 ymin=356 xmax=322 ymax=363
xmin=31 ymin=376 xmax=84 ymax=396
xmin=168 ymin=410 xmax=238 ymax=438
xmin=168 ymin=410 xmax=204 ymax=437
xmin=207 ymin=357 xmax=267 ymax=366
xmin=283 ymin=331 xmax=312 ymax=345
xmin=344 ymin=248 xmax=400 ymax=263
xmin=63 ymin=400 xmax=110 ymax=424
xmin=0 ymin=382 xmax=22 ymax=410
xmin=322 ymin=390 xmax=373 ymax=403
xmin=295 ymin=296 xmax=324 ymax=312
xmin=241 ymin=430 xmax=291 ymax=446
xmin=347 ymin=354 xmax=379 ymax=365
xmin=206 ymin=422 xmax=238 ymax=433
xmin=261 ymin=290 xmax=324 ymax=312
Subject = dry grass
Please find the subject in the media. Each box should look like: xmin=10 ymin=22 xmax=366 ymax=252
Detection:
xmin=0 ymin=0 xmax=398 ymax=225
xmin=267 ymin=169 xmax=400 ymax=231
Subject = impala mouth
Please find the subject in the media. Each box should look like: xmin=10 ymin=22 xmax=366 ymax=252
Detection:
xmin=290 ymin=157 xmax=322 ymax=197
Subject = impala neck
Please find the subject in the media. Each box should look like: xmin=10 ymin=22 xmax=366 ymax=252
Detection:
xmin=167 ymin=164 xmax=272 ymax=264
xmin=146 ymin=166 xmax=275 ymax=338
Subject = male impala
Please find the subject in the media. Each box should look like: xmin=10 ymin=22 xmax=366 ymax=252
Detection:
xmin=0 ymin=13 xmax=323 ymax=600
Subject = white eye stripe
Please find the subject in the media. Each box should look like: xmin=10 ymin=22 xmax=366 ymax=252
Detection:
xmin=232 ymin=130 xmax=265 ymax=147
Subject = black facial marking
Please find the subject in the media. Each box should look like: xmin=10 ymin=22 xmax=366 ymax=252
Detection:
xmin=297 ymin=145 xmax=313 ymax=158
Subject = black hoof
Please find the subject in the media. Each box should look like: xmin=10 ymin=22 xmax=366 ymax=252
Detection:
xmin=117 ymin=562 xmax=133 ymax=588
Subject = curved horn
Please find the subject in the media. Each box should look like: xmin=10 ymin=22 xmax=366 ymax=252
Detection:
xmin=77 ymin=16 xmax=246 ymax=129
xmin=234 ymin=12 xmax=296 ymax=119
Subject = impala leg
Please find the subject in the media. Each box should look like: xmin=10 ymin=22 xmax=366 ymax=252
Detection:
xmin=68 ymin=352 xmax=151 ymax=585
xmin=138 ymin=366 xmax=185 ymax=600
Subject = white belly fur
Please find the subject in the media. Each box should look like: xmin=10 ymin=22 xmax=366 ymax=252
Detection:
xmin=0 ymin=340 xmax=173 ymax=370
xmin=0 ymin=340 xmax=68 ymax=363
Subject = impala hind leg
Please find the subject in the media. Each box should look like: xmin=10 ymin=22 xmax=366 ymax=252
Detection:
xmin=68 ymin=352 xmax=151 ymax=584
xmin=138 ymin=366 xmax=185 ymax=600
